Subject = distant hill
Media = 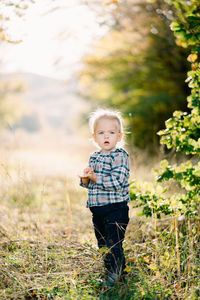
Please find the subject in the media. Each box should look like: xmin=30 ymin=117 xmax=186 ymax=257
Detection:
xmin=2 ymin=72 xmax=86 ymax=134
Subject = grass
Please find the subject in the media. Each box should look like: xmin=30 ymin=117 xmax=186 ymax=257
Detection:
xmin=0 ymin=144 xmax=200 ymax=299
xmin=0 ymin=239 xmax=101 ymax=299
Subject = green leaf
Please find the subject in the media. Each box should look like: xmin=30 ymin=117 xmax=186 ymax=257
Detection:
xmin=193 ymin=169 xmax=200 ymax=177
xmin=170 ymin=21 xmax=182 ymax=31
xmin=160 ymin=160 xmax=169 ymax=169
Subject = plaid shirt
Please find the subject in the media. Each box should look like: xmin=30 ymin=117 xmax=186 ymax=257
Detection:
xmin=80 ymin=148 xmax=130 ymax=207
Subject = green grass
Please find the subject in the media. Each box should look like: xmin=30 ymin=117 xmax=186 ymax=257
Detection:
xmin=0 ymin=173 xmax=199 ymax=299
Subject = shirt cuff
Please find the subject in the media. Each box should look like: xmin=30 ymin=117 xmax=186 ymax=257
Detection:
xmin=80 ymin=179 xmax=88 ymax=188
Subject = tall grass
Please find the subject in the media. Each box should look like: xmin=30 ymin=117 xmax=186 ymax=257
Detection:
xmin=0 ymin=146 xmax=199 ymax=299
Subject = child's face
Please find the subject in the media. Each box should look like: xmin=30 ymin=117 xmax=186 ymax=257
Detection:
xmin=92 ymin=118 xmax=122 ymax=153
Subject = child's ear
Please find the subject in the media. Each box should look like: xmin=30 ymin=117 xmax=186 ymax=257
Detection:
xmin=118 ymin=132 xmax=123 ymax=141
xmin=92 ymin=133 xmax=96 ymax=141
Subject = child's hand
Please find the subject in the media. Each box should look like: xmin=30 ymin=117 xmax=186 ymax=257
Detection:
xmin=86 ymin=167 xmax=97 ymax=183
xmin=78 ymin=168 xmax=90 ymax=186
xmin=79 ymin=167 xmax=97 ymax=183
xmin=79 ymin=167 xmax=91 ymax=179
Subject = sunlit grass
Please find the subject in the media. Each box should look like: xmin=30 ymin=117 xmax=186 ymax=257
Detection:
xmin=0 ymin=131 xmax=199 ymax=299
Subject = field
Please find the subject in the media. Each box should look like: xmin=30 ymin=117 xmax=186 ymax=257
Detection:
xmin=0 ymin=131 xmax=199 ymax=299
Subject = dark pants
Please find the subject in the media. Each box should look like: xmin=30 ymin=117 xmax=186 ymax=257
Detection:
xmin=89 ymin=201 xmax=129 ymax=275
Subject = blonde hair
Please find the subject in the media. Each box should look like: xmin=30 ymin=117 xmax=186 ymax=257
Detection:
xmin=89 ymin=108 xmax=123 ymax=134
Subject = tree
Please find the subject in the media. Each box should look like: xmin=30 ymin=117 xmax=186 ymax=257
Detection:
xmin=130 ymin=0 xmax=200 ymax=285
xmin=79 ymin=0 xmax=190 ymax=151
xmin=0 ymin=0 xmax=34 ymax=43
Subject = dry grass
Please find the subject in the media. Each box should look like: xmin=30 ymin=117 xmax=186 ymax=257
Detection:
xmin=0 ymin=172 xmax=103 ymax=299
xmin=0 ymin=131 xmax=103 ymax=299
xmin=0 ymin=132 xmax=199 ymax=299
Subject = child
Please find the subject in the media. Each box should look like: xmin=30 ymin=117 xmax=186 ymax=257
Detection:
xmin=79 ymin=109 xmax=130 ymax=286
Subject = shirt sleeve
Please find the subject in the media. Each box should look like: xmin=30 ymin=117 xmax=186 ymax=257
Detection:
xmin=95 ymin=153 xmax=130 ymax=191
xmin=79 ymin=178 xmax=89 ymax=188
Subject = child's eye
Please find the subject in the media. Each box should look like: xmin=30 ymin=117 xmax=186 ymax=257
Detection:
xmin=110 ymin=131 xmax=115 ymax=134
xmin=98 ymin=131 xmax=104 ymax=135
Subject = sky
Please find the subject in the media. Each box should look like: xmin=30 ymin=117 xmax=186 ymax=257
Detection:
xmin=0 ymin=0 xmax=109 ymax=80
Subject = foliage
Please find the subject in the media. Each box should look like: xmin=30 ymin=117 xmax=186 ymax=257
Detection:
xmin=0 ymin=0 xmax=34 ymax=43
xmin=79 ymin=0 xmax=190 ymax=150
xmin=156 ymin=0 xmax=200 ymax=216
xmin=130 ymin=0 xmax=200 ymax=286
xmin=130 ymin=158 xmax=200 ymax=218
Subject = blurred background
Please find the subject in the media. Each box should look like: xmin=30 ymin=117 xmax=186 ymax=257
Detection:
xmin=0 ymin=0 xmax=106 ymax=179
xmin=0 ymin=0 xmax=190 ymax=180
xmin=0 ymin=0 xmax=191 ymax=218
xmin=1 ymin=2 xmax=199 ymax=299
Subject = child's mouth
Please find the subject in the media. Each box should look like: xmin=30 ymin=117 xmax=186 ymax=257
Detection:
xmin=104 ymin=141 xmax=110 ymax=145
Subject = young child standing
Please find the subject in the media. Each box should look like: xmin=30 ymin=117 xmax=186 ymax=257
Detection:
xmin=79 ymin=109 xmax=130 ymax=286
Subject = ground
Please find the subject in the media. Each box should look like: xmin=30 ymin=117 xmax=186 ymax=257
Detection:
xmin=0 ymin=131 xmax=137 ymax=299
xmin=1 ymin=130 xmax=199 ymax=299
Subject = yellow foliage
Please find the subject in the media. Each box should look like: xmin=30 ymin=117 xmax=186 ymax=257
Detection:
xmin=143 ymin=256 xmax=150 ymax=264
xmin=187 ymin=53 xmax=198 ymax=63
xmin=99 ymin=246 xmax=110 ymax=254
xmin=123 ymin=266 xmax=132 ymax=272
xmin=148 ymin=264 xmax=157 ymax=271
